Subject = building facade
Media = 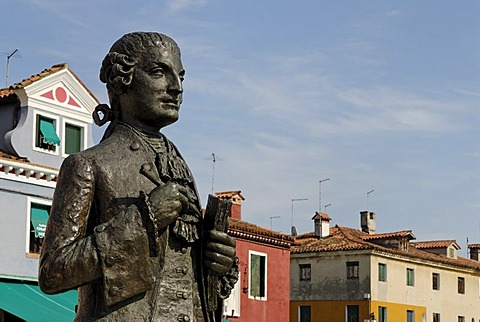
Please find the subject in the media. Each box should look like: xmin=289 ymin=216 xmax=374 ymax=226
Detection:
xmin=290 ymin=211 xmax=480 ymax=322
xmin=0 ymin=64 xmax=98 ymax=321
xmin=216 ymin=191 xmax=293 ymax=322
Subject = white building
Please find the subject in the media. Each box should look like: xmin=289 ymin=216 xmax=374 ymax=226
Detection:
xmin=0 ymin=64 xmax=98 ymax=321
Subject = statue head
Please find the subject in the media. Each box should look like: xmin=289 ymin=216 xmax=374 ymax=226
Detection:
xmin=99 ymin=32 xmax=184 ymax=132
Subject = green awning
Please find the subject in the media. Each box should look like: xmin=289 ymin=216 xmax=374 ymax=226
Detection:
xmin=0 ymin=280 xmax=77 ymax=322
xmin=39 ymin=119 xmax=60 ymax=146
xmin=31 ymin=206 xmax=49 ymax=238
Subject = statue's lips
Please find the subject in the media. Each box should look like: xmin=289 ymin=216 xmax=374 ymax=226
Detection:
xmin=160 ymin=101 xmax=180 ymax=110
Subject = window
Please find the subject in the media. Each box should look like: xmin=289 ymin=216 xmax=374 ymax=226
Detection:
xmin=249 ymin=251 xmax=267 ymax=300
xmin=432 ymin=273 xmax=440 ymax=290
xmin=347 ymin=261 xmax=359 ymax=279
xmin=378 ymin=306 xmax=387 ymax=322
xmin=458 ymin=277 xmax=465 ymax=294
xmin=378 ymin=263 xmax=387 ymax=282
xmin=299 ymin=306 xmax=311 ymax=322
xmin=433 ymin=313 xmax=441 ymax=322
xmin=458 ymin=317 xmax=465 ymax=322
xmin=406 ymin=268 xmax=415 ymax=286
xmin=407 ymin=310 xmax=414 ymax=322
xmin=346 ymin=305 xmax=359 ymax=322
xmin=64 ymin=123 xmax=83 ymax=154
xmin=299 ymin=264 xmax=311 ymax=281
xmin=28 ymin=202 xmax=51 ymax=254
xmin=35 ymin=115 xmax=60 ymax=152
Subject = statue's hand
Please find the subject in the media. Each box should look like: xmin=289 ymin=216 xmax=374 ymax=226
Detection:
xmin=204 ymin=230 xmax=236 ymax=276
xmin=148 ymin=182 xmax=188 ymax=230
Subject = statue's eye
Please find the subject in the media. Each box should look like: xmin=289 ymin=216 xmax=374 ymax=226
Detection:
xmin=150 ymin=67 xmax=165 ymax=76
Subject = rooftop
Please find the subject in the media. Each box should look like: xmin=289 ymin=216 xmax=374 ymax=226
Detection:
xmin=0 ymin=63 xmax=99 ymax=104
xmin=292 ymin=225 xmax=480 ymax=270
xmin=228 ymin=218 xmax=293 ymax=248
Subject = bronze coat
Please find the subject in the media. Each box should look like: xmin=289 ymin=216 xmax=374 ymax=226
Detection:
xmin=39 ymin=125 xmax=210 ymax=321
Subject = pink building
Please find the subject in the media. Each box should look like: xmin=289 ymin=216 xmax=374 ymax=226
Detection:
xmin=216 ymin=191 xmax=293 ymax=322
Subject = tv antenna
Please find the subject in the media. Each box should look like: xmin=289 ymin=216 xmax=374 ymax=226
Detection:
xmin=5 ymin=49 xmax=19 ymax=87
xmin=269 ymin=216 xmax=280 ymax=230
xmin=367 ymin=189 xmax=374 ymax=210
xmin=318 ymin=178 xmax=330 ymax=211
xmin=291 ymin=198 xmax=308 ymax=229
xmin=211 ymin=153 xmax=216 ymax=193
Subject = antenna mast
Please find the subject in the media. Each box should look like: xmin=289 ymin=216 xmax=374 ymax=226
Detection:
xmin=211 ymin=153 xmax=216 ymax=193
xmin=5 ymin=49 xmax=19 ymax=87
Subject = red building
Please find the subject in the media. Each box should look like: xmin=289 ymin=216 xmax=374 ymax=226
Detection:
xmin=216 ymin=191 xmax=293 ymax=322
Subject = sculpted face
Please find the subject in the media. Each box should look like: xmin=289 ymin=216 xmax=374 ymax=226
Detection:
xmin=119 ymin=44 xmax=185 ymax=132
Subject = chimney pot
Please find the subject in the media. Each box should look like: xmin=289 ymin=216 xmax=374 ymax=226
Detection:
xmin=360 ymin=211 xmax=376 ymax=234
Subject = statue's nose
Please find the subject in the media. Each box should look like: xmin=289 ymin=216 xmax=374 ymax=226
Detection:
xmin=168 ymin=74 xmax=183 ymax=97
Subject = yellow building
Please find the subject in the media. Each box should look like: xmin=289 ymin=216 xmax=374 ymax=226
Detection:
xmin=290 ymin=211 xmax=480 ymax=322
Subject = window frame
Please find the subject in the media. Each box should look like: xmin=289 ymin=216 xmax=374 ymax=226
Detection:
xmin=346 ymin=261 xmax=359 ymax=279
xmin=33 ymin=111 xmax=60 ymax=155
xmin=458 ymin=277 xmax=465 ymax=294
xmin=407 ymin=310 xmax=415 ymax=322
xmin=378 ymin=306 xmax=387 ymax=322
xmin=432 ymin=272 xmax=440 ymax=290
xmin=433 ymin=313 xmax=441 ymax=322
xmin=378 ymin=263 xmax=387 ymax=282
xmin=62 ymin=118 xmax=87 ymax=157
xmin=299 ymin=305 xmax=311 ymax=322
xmin=248 ymin=250 xmax=267 ymax=301
xmin=26 ymin=197 xmax=52 ymax=257
xmin=406 ymin=268 xmax=415 ymax=286
xmin=299 ymin=263 xmax=311 ymax=282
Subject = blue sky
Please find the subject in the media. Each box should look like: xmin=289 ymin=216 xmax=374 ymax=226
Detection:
xmin=2 ymin=1 xmax=480 ymax=253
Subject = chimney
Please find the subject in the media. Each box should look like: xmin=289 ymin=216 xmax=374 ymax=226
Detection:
xmin=215 ymin=190 xmax=245 ymax=220
xmin=360 ymin=211 xmax=376 ymax=234
xmin=468 ymin=244 xmax=480 ymax=261
xmin=312 ymin=212 xmax=331 ymax=238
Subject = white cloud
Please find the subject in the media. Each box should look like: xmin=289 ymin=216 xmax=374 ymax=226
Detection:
xmin=166 ymin=0 xmax=208 ymax=13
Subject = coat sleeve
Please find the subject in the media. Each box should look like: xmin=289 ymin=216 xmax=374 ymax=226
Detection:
xmin=39 ymin=153 xmax=154 ymax=306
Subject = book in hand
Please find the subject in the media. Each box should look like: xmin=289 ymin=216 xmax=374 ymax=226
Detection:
xmin=203 ymin=194 xmax=232 ymax=313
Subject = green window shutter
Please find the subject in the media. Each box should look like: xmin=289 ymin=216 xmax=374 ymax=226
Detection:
xmin=259 ymin=255 xmax=266 ymax=297
xmin=65 ymin=124 xmax=82 ymax=154
xmin=39 ymin=118 xmax=60 ymax=145
xmin=31 ymin=204 xmax=49 ymax=238
xmin=250 ymin=254 xmax=260 ymax=297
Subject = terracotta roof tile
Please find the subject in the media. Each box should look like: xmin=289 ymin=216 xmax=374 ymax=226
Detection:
xmin=0 ymin=88 xmax=15 ymax=99
xmin=362 ymin=230 xmax=416 ymax=241
xmin=468 ymin=244 xmax=480 ymax=249
xmin=228 ymin=218 xmax=293 ymax=247
xmin=291 ymin=225 xmax=480 ymax=270
xmin=216 ymin=190 xmax=245 ymax=200
xmin=311 ymin=212 xmax=331 ymax=221
xmin=412 ymin=240 xmax=461 ymax=250
xmin=1 ymin=63 xmax=99 ymax=104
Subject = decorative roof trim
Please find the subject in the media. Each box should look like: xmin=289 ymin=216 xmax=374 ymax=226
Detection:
xmin=0 ymin=157 xmax=58 ymax=188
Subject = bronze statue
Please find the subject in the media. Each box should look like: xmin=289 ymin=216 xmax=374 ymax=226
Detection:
xmin=39 ymin=32 xmax=237 ymax=322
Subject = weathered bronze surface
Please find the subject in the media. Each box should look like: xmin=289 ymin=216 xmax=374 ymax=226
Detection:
xmin=39 ymin=32 xmax=238 ymax=322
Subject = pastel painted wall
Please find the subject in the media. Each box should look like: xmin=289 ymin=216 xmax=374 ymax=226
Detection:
xmin=228 ymin=239 xmax=290 ymax=322
xmin=290 ymin=300 xmax=369 ymax=322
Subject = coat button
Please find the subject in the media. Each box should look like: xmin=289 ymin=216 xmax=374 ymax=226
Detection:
xmin=130 ymin=142 xmax=140 ymax=150
xmin=95 ymin=225 xmax=106 ymax=233
xmin=105 ymin=256 xmax=117 ymax=267
xmin=177 ymin=315 xmax=190 ymax=321
xmin=108 ymin=286 xmax=120 ymax=297
xmin=176 ymin=267 xmax=188 ymax=275
xmin=181 ymin=247 xmax=188 ymax=254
